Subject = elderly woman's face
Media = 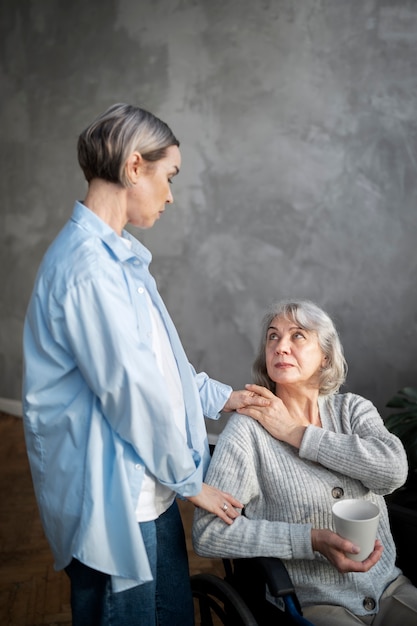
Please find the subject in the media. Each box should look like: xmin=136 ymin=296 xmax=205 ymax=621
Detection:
xmin=126 ymin=145 xmax=181 ymax=229
xmin=265 ymin=315 xmax=326 ymax=391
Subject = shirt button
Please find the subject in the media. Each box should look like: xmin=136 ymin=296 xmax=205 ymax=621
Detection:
xmin=133 ymin=260 xmax=139 ymax=266
xmin=138 ymin=287 xmax=144 ymax=294
xmin=135 ymin=464 xmax=142 ymax=471
xmin=332 ymin=487 xmax=344 ymax=499
xmin=363 ymin=597 xmax=376 ymax=611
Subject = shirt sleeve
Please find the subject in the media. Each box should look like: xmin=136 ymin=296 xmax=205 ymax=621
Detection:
xmin=51 ymin=271 xmax=204 ymax=496
xmin=192 ymin=367 xmax=232 ymax=420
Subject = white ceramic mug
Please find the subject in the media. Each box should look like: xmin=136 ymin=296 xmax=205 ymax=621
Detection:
xmin=332 ymin=498 xmax=380 ymax=562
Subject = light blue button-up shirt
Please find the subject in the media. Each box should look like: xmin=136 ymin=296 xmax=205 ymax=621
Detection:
xmin=22 ymin=202 xmax=232 ymax=592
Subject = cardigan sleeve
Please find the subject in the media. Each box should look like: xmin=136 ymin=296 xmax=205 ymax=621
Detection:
xmin=299 ymin=393 xmax=408 ymax=494
xmin=192 ymin=416 xmax=314 ymax=561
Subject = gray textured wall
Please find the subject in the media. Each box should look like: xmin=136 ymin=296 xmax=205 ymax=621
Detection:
xmin=1 ymin=0 xmax=416 ymax=434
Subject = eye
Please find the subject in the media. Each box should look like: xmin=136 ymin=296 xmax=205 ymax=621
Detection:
xmin=293 ymin=331 xmax=306 ymax=340
xmin=267 ymin=332 xmax=279 ymax=341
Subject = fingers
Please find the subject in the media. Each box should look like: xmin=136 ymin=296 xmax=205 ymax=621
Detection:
xmin=216 ymin=499 xmax=241 ymax=525
xmin=360 ymin=540 xmax=384 ymax=568
xmin=245 ymin=383 xmax=275 ymax=400
xmin=227 ymin=493 xmax=244 ymax=509
xmin=187 ymin=485 xmax=243 ymax=525
xmin=236 ymin=405 xmax=264 ymax=421
xmin=335 ymin=539 xmax=384 ymax=573
xmin=223 ymin=388 xmax=270 ymax=412
xmin=313 ymin=530 xmax=383 ymax=574
xmin=217 ymin=491 xmax=243 ymax=516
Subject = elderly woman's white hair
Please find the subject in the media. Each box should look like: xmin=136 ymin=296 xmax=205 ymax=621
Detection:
xmin=252 ymin=299 xmax=348 ymax=396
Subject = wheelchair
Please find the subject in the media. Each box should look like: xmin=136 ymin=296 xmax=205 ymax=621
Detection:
xmin=191 ymin=555 xmax=315 ymax=625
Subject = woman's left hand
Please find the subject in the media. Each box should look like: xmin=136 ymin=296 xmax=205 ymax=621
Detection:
xmin=187 ymin=483 xmax=243 ymax=525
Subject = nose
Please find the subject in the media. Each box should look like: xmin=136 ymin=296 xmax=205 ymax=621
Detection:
xmin=166 ymin=187 xmax=174 ymax=204
xmin=275 ymin=337 xmax=290 ymax=354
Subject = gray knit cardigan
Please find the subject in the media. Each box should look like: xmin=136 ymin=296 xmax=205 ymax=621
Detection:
xmin=192 ymin=393 xmax=408 ymax=617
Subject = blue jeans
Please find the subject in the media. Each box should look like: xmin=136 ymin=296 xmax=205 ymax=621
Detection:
xmin=65 ymin=500 xmax=194 ymax=626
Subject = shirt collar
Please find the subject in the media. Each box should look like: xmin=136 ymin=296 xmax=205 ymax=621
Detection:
xmin=71 ymin=201 xmax=152 ymax=265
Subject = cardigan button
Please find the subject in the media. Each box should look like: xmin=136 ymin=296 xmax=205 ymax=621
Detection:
xmin=363 ymin=597 xmax=376 ymax=611
xmin=331 ymin=487 xmax=344 ymax=499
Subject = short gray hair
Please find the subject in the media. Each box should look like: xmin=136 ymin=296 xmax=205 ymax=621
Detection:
xmin=77 ymin=103 xmax=179 ymax=187
xmin=252 ymin=299 xmax=347 ymax=396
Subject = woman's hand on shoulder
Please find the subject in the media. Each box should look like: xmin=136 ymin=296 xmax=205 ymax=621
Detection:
xmin=187 ymin=483 xmax=243 ymax=525
xmin=311 ymin=528 xmax=384 ymax=573
xmin=236 ymin=384 xmax=307 ymax=448
xmin=223 ymin=388 xmax=270 ymax=412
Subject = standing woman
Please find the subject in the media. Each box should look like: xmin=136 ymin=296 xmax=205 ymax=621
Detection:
xmin=22 ymin=103 xmax=262 ymax=626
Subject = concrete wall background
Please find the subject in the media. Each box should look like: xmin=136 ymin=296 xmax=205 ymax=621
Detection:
xmin=1 ymin=0 xmax=416 ymax=434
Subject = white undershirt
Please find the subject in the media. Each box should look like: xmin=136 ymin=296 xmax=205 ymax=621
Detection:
xmin=120 ymin=237 xmax=187 ymax=521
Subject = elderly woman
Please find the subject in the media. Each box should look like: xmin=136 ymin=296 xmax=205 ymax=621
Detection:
xmin=193 ymin=299 xmax=417 ymax=625
xmin=22 ymin=103 xmax=266 ymax=626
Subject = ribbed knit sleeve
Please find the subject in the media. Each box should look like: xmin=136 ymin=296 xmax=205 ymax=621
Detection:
xmin=299 ymin=394 xmax=408 ymax=494
xmin=192 ymin=416 xmax=314 ymax=561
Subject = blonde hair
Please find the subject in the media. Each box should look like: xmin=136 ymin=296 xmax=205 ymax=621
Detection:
xmin=77 ymin=103 xmax=179 ymax=187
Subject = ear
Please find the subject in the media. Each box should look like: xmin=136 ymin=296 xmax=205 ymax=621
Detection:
xmin=321 ymin=355 xmax=329 ymax=369
xmin=125 ymin=151 xmax=143 ymax=185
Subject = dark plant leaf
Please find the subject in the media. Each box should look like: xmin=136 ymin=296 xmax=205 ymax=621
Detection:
xmin=386 ymin=397 xmax=415 ymax=409
xmin=385 ymin=387 xmax=417 ymax=472
xmin=384 ymin=412 xmax=417 ymax=430
xmin=387 ymin=387 xmax=417 ymax=408
xmin=402 ymin=387 xmax=417 ymax=401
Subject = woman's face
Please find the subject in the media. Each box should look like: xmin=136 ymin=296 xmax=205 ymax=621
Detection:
xmin=126 ymin=145 xmax=181 ymax=229
xmin=265 ymin=315 xmax=326 ymax=391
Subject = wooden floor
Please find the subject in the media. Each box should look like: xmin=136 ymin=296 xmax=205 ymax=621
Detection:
xmin=0 ymin=413 xmax=223 ymax=626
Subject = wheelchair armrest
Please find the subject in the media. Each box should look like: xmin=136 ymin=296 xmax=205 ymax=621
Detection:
xmin=250 ymin=557 xmax=295 ymax=598
xmin=231 ymin=557 xmax=308 ymax=623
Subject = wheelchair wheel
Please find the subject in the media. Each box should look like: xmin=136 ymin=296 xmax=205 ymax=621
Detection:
xmin=191 ymin=573 xmax=258 ymax=626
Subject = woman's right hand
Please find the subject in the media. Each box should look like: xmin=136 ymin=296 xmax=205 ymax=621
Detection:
xmin=187 ymin=483 xmax=243 ymax=525
xmin=311 ymin=528 xmax=384 ymax=573
xmin=237 ymin=384 xmax=308 ymax=448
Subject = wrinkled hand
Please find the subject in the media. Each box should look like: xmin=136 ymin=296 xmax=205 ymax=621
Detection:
xmin=223 ymin=387 xmax=270 ymax=413
xmin=311 ymin=528 xmax=384 ymax=573
xmin=236 ymin=384 xmax=308 ymax=448
xmin=187 ymin=483 xmax=243 ymax=525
